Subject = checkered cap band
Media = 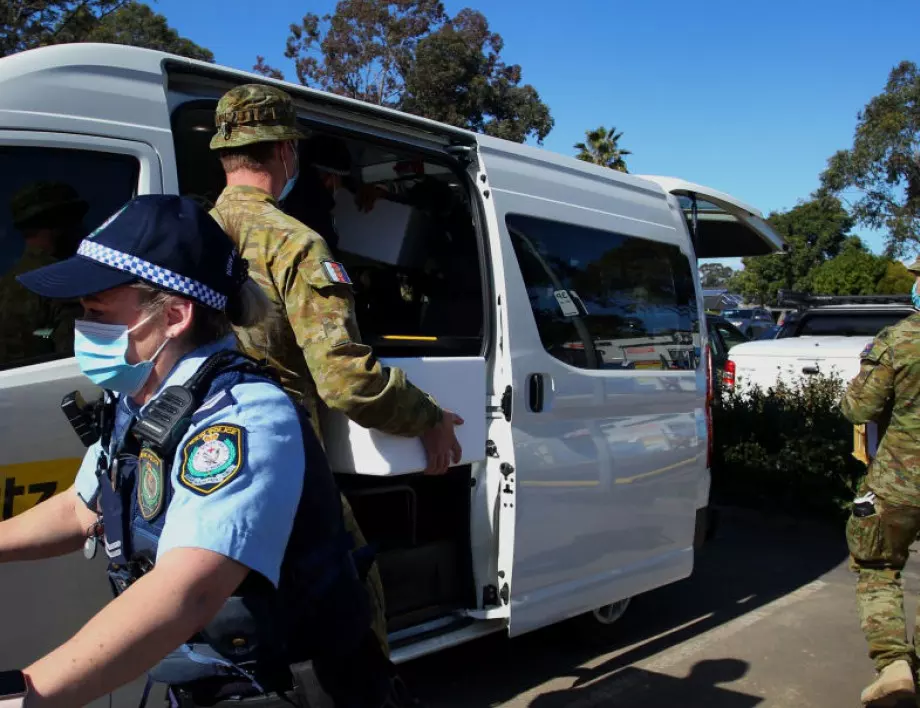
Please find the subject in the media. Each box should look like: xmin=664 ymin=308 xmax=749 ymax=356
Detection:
xmin=77 ymin=240 xmax=228 ymax=310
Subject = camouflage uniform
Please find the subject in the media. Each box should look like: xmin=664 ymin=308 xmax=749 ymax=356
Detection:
xmin=841 ymin=291 xmax=920 ymax=681
xmin=208 ymin=84 xmax=445 ymax=657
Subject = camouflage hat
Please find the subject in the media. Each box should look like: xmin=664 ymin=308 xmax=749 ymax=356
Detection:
xmin=209 ymin=83 xmax=306 ymax=150
xmin=907 ymin=256 xmax=920 ymax=274
xmin=10 ymin=182 xmax=89 ymax=230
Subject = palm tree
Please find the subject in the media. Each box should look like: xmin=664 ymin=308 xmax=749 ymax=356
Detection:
xmin=574 ymin=125 xmax=631 ymax=173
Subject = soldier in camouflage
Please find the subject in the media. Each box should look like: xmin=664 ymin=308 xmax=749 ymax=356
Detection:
xmin=0 ymin=182 xmax=88 ymax=365
xmin=207 ymin=84 xmax=464 ymax=661
xmin=841 ymin=259 xmax=920 ymax=706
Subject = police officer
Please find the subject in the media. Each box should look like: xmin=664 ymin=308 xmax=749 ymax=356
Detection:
xmin=841 ymin=259 xmax=920 ymax=706
xmin=207 ymin=84 xmax=464 ymax=656
xmin=0 ymin=195 xmax=406 ymax=708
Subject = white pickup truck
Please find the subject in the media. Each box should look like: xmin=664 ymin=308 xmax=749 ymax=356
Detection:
xmin=725 ymin=295 xmax=916 ymax=393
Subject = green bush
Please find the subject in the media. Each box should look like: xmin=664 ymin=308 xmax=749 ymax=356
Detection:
xmin=711 ymin=373 xmax=865 ymax=521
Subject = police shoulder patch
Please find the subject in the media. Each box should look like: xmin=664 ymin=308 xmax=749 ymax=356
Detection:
xmin=321 ymin=260 xmax=352 ymax=285
xmin=138 ymin=447 xmax=165 ymax=521
xmin=180 ymin=424 xmax=245 ymax=496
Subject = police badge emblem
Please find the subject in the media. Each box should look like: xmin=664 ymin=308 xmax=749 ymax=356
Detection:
xmin=180 ymin=424 xmax=245 ymax=495
xmin=137 ymin=447 xmax=165 ymax=521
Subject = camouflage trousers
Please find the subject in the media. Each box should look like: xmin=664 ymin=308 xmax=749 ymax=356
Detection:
xmin=340 ymin=493 xmax=390 ymax=658
xmin=846 ymin=489 xmax=920 ymax=673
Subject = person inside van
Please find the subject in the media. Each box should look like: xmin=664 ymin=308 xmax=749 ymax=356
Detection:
xmin=0 ymin=182 xmax=88 ymax=366
xmin=281 ymin=133 xmax=386 ymax=253
xmin=10 ymin=182 xmax=89 ymax=260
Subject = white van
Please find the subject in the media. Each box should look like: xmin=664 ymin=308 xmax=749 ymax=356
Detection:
xmin=0 ymin=43 xmax=784 ymax=674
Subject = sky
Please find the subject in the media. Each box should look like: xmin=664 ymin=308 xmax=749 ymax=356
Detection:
xmin=150 ymin=0 xmax=920 ymax=270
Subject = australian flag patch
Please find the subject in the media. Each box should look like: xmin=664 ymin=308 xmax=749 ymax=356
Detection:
xmin=322 ymin=260 xmax=352 ymax=285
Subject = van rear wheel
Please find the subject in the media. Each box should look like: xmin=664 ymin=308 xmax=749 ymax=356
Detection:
xmin=570 ymin=597 xmax=631 ymax=645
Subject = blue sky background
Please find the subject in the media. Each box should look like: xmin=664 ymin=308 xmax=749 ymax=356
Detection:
xmin=151 ymin=0 xmax=920 ymax=269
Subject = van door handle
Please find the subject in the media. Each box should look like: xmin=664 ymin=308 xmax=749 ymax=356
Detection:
xmin=528 ymin=374 xmax=545 ymax=413
xmin=802 ymin=366 xmax=820 ymax=375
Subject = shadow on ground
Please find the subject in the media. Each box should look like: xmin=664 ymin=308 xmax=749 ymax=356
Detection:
xmin=528 ymin=658 xmax=763 ymax=708
xmin=398 ymin=508 xmax=851 ymax=707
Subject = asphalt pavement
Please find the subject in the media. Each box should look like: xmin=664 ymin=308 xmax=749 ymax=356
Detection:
xmin=0 ymin=507 xmax=912 ymax=708
xmin=398 ymin=507 xmax=918 ymax=708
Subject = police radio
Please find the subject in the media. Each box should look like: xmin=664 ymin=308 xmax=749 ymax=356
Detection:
xmin=61 ymin=390 xmax=101 ymax=448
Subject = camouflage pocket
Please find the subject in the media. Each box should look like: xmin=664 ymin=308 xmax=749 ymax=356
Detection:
xmin=846 ymin=502 xmax=920 ymax=568
xmin=846 ymin=511 xmax=884 ymax=563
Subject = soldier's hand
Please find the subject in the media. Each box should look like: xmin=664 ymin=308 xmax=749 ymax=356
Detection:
xmin=420 ymin=411 xmax=464 ymax=475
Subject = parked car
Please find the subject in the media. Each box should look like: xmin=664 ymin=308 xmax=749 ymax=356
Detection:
xmin=720 ymin=307 xmax=775 ymax=338
xmin=726 ymin=293 xmax=916 ymax=393
xmin=753 ymin=324 xmax=782 ymax=340
xmin=706 ymin=314 xmax=749 ymax=389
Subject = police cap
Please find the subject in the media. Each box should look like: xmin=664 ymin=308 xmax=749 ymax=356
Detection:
xmin=17 ymin=195 xmax=247 ymax=312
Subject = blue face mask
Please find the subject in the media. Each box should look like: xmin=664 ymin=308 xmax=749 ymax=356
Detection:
xmin=73 ymin=315 xmax=169 ymax=395
xmin=912 ymin=282 xmax=920 ymax=310
xmin=278 ymin=142 xmax=299 ymax=203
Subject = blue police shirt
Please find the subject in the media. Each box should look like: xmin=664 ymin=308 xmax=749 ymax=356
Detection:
xmin=73 ymin=335 xmax=305 ymax=587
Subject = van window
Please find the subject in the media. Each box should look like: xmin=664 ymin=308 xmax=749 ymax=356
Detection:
xmin=0 ymin=146 xmax=140 ymax=370
xmin=171 ymin=101 xmax=485 ymax=358
xmin=507 ymin=214 xmax=700 ymax=371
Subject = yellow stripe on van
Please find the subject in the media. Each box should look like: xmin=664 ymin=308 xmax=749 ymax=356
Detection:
xmin=381 ymin=335 xmax=439 ymax=341
xmin=0 ymin=459 xmax=80 ymax=519
xmin=614 ymin=453 xmax=703 ymax=485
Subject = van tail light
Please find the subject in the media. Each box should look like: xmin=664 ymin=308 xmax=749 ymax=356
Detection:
xmin=705 ymin=344 xmax=713 ymax=469
xmin=722 ymin=360 xmax=736 ymax=390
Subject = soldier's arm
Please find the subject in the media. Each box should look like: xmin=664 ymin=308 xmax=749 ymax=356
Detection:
xmin=278 ymin=235 xmax=443 ymax=437
xmin=841 ymin=334 xmax=895 ymax=424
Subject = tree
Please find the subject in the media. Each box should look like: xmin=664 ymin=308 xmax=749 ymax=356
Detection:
xmin=820 ymin=60 xmax=920 ymax=258
xmin=73 ymin=2 xmax=213 ymax=61
xmin=257 ymin=1 xmax=553 ymax=144
xmin=574 ymin=126 xmax=631 ymax=172
xmin=0 ymin=1 xmax=212 ymax=61
xmin=1 ymin=0 xmax=123 ymax=57
xmin=810 ymin=237 xmax=888 ymax=295
xmin=401 ymin=9 xmax=553 ymax=143
xmin=699 ymin=263 xmax=735 ymax=288
xmin=727 ymin=194 xmax=854 ymax=304
xmin=876 ymin=260 xmax=916 ymax=294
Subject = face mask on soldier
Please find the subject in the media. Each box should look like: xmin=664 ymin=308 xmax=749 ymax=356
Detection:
xmin=278 ymin=141 xmax=300 ymax=203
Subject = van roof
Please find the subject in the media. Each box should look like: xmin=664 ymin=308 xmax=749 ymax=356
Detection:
xmin=0 ymin=42 xmax=749 ymax=205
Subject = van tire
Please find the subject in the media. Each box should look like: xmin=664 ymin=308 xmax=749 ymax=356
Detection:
xmin=570 ymin=597 xmax=631 ymax=645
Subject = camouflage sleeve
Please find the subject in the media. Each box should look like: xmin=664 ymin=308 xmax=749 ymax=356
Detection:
xmin=278 ymin=231 xmax=444 ymax=437
xmin=841 ymin=333 xmax=895 ymax=424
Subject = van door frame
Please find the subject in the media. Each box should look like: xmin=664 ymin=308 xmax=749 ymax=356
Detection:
xmin=0 ymin=130 xmax=163 ymax=198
